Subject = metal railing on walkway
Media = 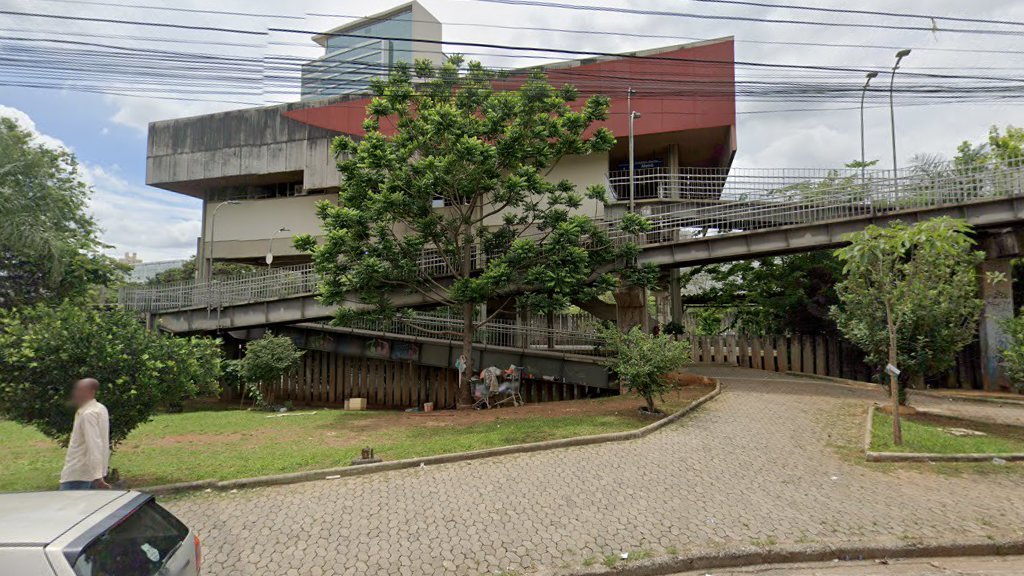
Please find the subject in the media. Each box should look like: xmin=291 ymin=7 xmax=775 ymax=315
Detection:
xmin=120 ymin=158 xmax=1024 ymax=314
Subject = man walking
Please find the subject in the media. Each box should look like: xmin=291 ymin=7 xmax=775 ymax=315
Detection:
xmin=59 ymin=378 xmax=110 ymax=490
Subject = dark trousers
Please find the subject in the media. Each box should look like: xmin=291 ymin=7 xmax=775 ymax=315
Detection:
xmin=59 ymin=480 xmax=94 ymax=490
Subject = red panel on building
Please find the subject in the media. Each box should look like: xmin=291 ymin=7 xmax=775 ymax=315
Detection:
xmin=284 ymin=38 xmax=735 ymax=142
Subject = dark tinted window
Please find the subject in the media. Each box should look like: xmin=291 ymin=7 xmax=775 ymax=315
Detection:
xmin=72 ymin=501 xmax=189 ymax=576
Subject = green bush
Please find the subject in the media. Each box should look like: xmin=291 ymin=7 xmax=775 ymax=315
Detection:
xmin=601 ymin=327 xmax=691 ymax=413
xmin=1000 ymin=313 xmax=1024 ymax=392
xmin=237 ymin=332 xmax=304 ymax=407
xmin=0 ymin=303 xmax=223 ymax=446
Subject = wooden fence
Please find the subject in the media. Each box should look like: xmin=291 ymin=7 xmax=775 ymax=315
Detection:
xmin=689 ymin=333 xmax=982 ymax=389
xmin=235 ymin=349 xmax=613 ymax=409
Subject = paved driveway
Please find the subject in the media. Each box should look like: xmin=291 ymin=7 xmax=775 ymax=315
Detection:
xmin=167 ymin=367 xmax=1024 ymax=576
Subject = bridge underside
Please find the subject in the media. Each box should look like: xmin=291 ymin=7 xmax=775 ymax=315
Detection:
xmin=151 ymin=194 xmax=1024 ymax=334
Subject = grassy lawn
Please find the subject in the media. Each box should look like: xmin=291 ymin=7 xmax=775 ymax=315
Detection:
xmin=0 ymin=386 xmax=712 ymax=493
xmin=871 ymin=411 xmax=1024 ymax=454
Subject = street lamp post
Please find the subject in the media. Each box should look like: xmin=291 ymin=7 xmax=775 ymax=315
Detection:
xmin=628 ymin=87 xmax=638 ymax=212
xmin=267 ymin=227 xmax=291 ymax=270
xmin=889 ymin=49 xmax=911 ymax=196
xmin=207 ymin=200 xmax=241 ymax=280
xmin=860 ymin=71 xmax=879 ymax=192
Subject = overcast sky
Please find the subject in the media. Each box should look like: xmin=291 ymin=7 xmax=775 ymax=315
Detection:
xmin=2 ymin=0 xmax=1022 ymax=261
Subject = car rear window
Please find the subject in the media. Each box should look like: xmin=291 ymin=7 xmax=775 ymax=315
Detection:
xmin=72 ymin=500 xmax=189 ymax=576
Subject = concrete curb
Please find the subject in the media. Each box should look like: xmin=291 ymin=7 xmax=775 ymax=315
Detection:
xmin=556 ymin=538 xmax=1024 ymax=576
xmin=783 ymin=371 xmax=882 ymax=392
xmin=139 ymin=381 xmax=722 ymax=496
xmin=863 ymin=403 xmax=1024 ymax=463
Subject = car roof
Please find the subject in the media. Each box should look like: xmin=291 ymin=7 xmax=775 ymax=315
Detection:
xmin=0 ymin=490 xmax=137 ymax=546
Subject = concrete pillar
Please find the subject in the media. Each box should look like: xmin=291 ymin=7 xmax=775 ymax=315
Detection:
xmin=979 ymin=258 xmax=1014 ymax=391
xmin=653 ymin=291 xmax=670 ymax=327
xmin=614 ymin=285 xmax=650 ymax=333
xmin=669 ymin=268 xmax=682 ymax=325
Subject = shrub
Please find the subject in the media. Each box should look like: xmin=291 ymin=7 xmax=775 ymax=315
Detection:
xmin=237 ymin=332 xmax=304 ymax=407
xmin=1000 ymin=313 xmax=1024 ymax=392
xmin=601 ymin=327 xmax=691 ymax=413
xmin=0 ymin=303 xmax=223 ymax=446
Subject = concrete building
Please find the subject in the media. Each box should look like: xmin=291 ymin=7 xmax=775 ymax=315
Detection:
xmin=145 ymin=11 xmax=736 ymax=278
xmin=300 ymin=2 xmax=444 ymax=100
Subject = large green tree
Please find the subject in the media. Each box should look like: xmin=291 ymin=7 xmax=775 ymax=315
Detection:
xmin=0 ymin=303 xmax=223 ymax=446
xmin=0 ymin=117 xmax=122 ymax=307
xmin=679 ymin=251 xmax=842 ymax=335
xmin=832 ymin=217 xmax=983 ymax=444
xmin=295 ymin=56 xmax=637 ymax=404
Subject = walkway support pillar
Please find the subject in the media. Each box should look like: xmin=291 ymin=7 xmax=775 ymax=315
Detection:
xmin=669 ymin=268 xmax=682 ymax=325
xmin=979 ymin=230 xmax=1019 ymax=391
xmin=614 ymin=285 xmax=650 ymax=333
xmin=979 ymin=258 xmax=1014 ymax=391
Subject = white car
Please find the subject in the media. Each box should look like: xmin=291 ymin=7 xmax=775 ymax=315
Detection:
xmin=0 ymin=490 xmax=200 ymax=576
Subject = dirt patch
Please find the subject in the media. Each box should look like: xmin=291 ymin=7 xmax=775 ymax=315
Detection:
xmin=146 ymin=433 xmax=247 ymax=448
xmin=907 ymin=412 xmax=1024 ymax=443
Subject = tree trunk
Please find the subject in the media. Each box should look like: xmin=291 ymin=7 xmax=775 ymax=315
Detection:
xmin=885 ymin=303 xmax=903 ymax=445
xmin=460 ymin=304 xmax=475 ymax=407
xmin=645 ymin=393 xmax=655 ymax=414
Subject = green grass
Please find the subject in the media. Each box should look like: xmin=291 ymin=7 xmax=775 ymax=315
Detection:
xmin=1 ymin=390 xmax=713 ymax=493
xmin=871 ymin=411 xmax=1024 ymax=455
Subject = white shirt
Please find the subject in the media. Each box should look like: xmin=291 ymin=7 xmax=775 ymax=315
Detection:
xmin=60 ymin=400 xmax=110 ymax=483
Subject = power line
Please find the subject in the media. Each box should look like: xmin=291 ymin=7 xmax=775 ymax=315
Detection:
xmin=686 ymin=0 xmax=1024 ymax=28
xmin=468 ymin=0 xmax=1024 ymax=37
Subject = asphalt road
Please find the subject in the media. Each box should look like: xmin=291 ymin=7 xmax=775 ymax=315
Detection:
xmin=671 ymin=555 xmax=1024 ymax=575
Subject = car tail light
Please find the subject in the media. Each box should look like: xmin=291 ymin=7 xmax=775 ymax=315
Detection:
xmin=194 ymin=534 xmax=202 ymax=574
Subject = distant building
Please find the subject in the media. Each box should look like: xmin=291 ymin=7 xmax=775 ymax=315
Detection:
xmin=118 ymin=252 xmax=142 ymax=266
xmin=300 ymin=1 xmax=443 ymax=100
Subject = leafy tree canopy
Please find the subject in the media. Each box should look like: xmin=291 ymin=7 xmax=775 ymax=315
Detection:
xmin=679 ymin=251 xmax=842 ymax=335
xmin=0 ymin=117 xmax=123 ymax=307
xmin=0 ymin=303 xmax=223 ymax=446
xmin=144 ymin=256 xmax=257 ymax=285
xmin=954 ymin=124 xmax=1024 ymax=169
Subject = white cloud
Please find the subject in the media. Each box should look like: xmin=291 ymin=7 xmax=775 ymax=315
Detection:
xmin=0 ymin=104 xmax=68 ymax=150
xmin=79 ymin=163 xmax=203 ymax=261
xmin=105 ymin=95 xmax=242 ymax=134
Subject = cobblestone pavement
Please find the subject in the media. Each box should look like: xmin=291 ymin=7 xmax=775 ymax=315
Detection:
xmin=167 ymin=367 xmax=1024 ymax=576
xmin=672 ymin=555 xmax=1024 ymax=575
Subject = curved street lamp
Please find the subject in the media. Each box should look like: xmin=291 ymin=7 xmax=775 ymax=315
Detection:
xmin=627 ymin=87 xmax=638 ymax=212
xmin=267 ymin=227 xmax=291 ymax=269
xmin=207 ymin=200 xmax=241 ymax=280
xmin=860 ymin=71 xmax=879 ymax=191
xmin=889 ymin=49 xmax=911 ymax=194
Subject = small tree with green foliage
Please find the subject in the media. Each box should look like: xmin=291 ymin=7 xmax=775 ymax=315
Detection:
xmin=832 ymin=217 xmax=983 ymax=444
xmin=601 ymin=327 xmax=691 ymax=414
xmin=0 ymin=303 xmax=223 ymax=446
xmin=237 ymin=332 xmax=304 ymax=407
